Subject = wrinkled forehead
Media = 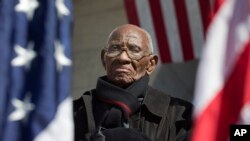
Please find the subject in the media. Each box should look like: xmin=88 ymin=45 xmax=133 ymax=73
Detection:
xmin=108 ymin=29 xmax=149 ymax=48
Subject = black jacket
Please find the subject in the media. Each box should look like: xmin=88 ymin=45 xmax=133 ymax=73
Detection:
xmin=74 ymin=86 xmax=193 ymax=141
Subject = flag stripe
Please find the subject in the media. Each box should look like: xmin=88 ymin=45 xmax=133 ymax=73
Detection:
xmin=34 ymin=97 xmax=73 ymax=141
xmin=160 ymin=0 xmax=183 ymax=62
xmin=148 ymin=0 xmax=171 ymax=62
xmin=198 ymin=0 xmax=212 ymax=35
xmin=123 ymin=0 xmax=140 ymax=26
xmin=173 ymin=0 xmax=194 ymax=60
xmin=209 ymin=0 xmax=225 ymax=28
xmin=135 ymin=0 xmax=160 ymax=56
xmin=193 ymin=0 xmax=232 ymax=115
xmin=185 ymin=0 xmax=204 ymax=58
xmin=214 ymin=0 xmax=225 ymax=15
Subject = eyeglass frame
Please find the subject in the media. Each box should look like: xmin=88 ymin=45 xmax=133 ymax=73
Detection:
xmin=103 ymin=44 xmax=152 ymax=60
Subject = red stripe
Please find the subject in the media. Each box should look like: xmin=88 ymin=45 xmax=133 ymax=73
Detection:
xmin=214 ymin=0 xmax=225 ymax=16
xmin=198 ymin=0 xmax=226 ymax=37
xmin=173 ymin=0 xmax=194 ymax=61
xmin=208 ymin=0 xmax=225 ymax=28
xmin=198 ymin=0 xmax=213 ymax=36
xmin=123 ymin=0 xmax=140 ymax=26
xmin=148 ymin=0 xmax=171 ymax=63
xmin=103 ymin=99 xmax=132 ymax=117
xmin=191 ymin=41 xmax=250 ymax=141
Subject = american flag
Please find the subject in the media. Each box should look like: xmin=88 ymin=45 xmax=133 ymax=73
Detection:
xmin=0 ymin=0 xmax=74 ymax=140
xmin=123 ymin=0 xmax=215 ymax=63
xmin=191 ymin=0 xmax=250 ymax=140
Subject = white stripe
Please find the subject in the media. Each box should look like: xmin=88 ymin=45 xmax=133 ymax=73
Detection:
xmin=185 ymin=0 xmax=204 ymax=58
xmin=194 ymin=0 xmax=250 ymax=116
xmin=240 ymin=103 xmax=250 ymax=124
xmin=34 ymin=97 xmax=74 ymax=141
xmin=160 ymin=0 xmax=183 ymax=62
xmin=135 ymin=0 xmax=161 ymax=63
xmin=193 ymin=0 xmax=232 ymax=116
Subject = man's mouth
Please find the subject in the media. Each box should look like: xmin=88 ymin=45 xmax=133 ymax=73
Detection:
xmin=115 ymin=68 xmax=130 ymax=73
xmin=113 ymin=66 xmax=131 ymax=73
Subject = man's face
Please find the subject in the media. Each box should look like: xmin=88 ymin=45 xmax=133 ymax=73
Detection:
xmin=102 ymin=27 xmax=153 ymax=87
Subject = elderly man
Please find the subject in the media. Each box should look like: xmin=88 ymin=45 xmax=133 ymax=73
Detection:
xmin=74 ymin=24 xmax=192 ymax=141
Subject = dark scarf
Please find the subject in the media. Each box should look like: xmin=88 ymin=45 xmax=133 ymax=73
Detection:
xmin=94 ymin=75 xmax=149 ymax=128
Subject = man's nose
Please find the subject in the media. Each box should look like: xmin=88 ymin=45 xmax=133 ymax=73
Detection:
xmin=117 ymin=50 xmax=131 ymax=62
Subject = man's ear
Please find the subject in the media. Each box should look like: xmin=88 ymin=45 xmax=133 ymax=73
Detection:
xmin=101 ymin=49 xmax=106 ymax=69
xmin=146 ymin=55 xmax=158 ymax=75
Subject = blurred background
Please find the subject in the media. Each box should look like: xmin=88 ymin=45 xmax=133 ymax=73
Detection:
xmin=72 ymin=0 xmax=203 ymax=102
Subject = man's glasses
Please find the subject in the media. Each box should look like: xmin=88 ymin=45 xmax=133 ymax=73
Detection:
xmin=104 ymin=44 xmax=152 ymax=60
